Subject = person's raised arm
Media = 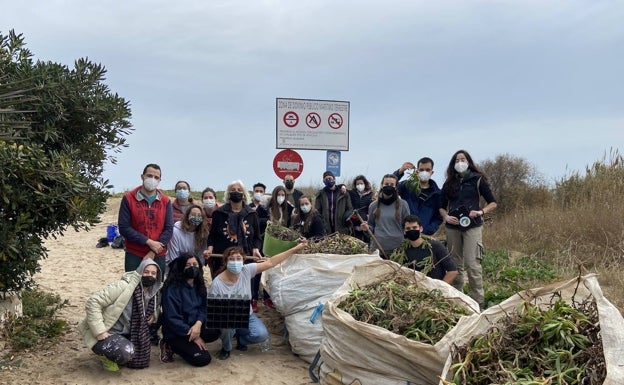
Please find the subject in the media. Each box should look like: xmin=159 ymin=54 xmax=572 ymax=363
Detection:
xmin=255 ymin=239 xmax=307 ymax=274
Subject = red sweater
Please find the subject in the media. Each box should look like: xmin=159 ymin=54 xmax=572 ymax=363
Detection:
xmin=119 ymin=186 xmax=174 ymax=257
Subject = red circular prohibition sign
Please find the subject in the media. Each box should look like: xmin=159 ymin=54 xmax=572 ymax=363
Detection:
xmin=283 ymin=111 xmax=299 ymax=128
xmin=328 ymin=113 xmax=343 ymax=129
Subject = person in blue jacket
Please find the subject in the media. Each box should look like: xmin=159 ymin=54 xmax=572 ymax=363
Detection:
xmin=392 ymin=157 xmax=444 ymax=236
xmin=160 ymin=253 xmax=220 ymax=366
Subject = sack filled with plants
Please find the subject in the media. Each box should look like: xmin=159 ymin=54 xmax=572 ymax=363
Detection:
xmin=315 ymin=260 xmax=479 ymax=385
xmin=439 ymin=274 xmax=624 ymax=385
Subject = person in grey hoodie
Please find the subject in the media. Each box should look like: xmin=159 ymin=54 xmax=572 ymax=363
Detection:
xmin=77 ymin=258 xmax=163 ymax=371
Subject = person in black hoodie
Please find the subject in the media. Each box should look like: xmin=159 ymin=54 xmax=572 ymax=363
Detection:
xmin=346 ymin=175 xmax=374 ymax=242
xmin=205 ymin=180 xmax=262 ymax=279
xmin=439 ymin=150 xmax=497 ymax=309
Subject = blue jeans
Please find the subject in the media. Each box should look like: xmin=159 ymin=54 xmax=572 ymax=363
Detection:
xmin=220 ymin=313 xmax=268 ymax=352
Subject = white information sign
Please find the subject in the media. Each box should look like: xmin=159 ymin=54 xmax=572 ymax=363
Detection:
xmin=276 ymin=98 xmax=350 ymax=151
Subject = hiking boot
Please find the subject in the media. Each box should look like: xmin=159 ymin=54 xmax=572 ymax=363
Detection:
xmin=263 ymin=298 xmax=275 ymax=309
xmin=252 ymin=299 xmax=258 ymax=313
xmin=159 ymin=339 xmax=174 ymax=363
xmin=217 ymin=348 xmax=230 ymax=360
xmin=100 ymin=356 xmax=119 ymax=372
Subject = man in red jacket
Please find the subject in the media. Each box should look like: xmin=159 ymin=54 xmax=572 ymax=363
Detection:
xmin=118 ymin=163 xmax=174 ymax=274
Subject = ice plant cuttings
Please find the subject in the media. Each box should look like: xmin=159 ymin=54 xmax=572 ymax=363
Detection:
xmin=445 ymin=297 xmax=605 ymax=385
xmin=303 ymin=233 xmax=370 ymax=255
xmin=338 ymin=275 xmax=470 ymax=345
xmin=403 ymin=170 xmax=421 ymax=195
xmin=265 ymin=224 xmax=301 ymax=242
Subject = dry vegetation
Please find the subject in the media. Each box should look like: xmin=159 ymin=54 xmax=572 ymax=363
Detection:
xmin=483 ymin=149 xmax=624 ymax=313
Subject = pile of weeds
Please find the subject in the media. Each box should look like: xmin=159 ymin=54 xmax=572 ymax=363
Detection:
xmin=446 ymin=296 xmax=605 ymax=385
xmin=338 ymin=275 xmax=470 ymax=344
xmin=304 ymin=233 xmax=370 ymax=255
xmin=1 ymin=288 xmax=69 ymax=351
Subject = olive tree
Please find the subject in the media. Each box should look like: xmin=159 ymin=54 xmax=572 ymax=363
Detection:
xmin=0 ymin=30 xmax=132 ymax=295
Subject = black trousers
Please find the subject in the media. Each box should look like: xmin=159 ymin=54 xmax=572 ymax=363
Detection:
xmin=165 ymin=327 xmax=220 ymax=367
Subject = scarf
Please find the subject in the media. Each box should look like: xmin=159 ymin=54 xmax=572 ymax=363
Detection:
xmin=125 ymin=284 xmax=155 ymax=369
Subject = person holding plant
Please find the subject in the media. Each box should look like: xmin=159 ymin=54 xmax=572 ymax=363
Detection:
xmin=210 ymin=240 xmax=306 ymax=360
xmin=391 ymin=214 xmax=457 ymax=284
xmin=439 ymin=149 xmax=497 ymax=309
xmin=160 ymin=253 xmax=220 ymax=366
xmin=77 ymin=259 xmax=162 ymax=372
xmin=392 ymin=157 xmax=444 ymax=236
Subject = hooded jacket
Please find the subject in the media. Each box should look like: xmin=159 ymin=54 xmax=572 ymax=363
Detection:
xmin=77 ymin=258 xmax=162 ymax=348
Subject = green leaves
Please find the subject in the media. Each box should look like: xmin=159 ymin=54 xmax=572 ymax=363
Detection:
xmin=0 ymin=30 xmax=131 ymax=293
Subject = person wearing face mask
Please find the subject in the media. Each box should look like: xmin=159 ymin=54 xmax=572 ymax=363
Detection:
xmin=160 ymin=253 xmax=220 ymax=366
xmin=205 ymin=180 xmax=263 ymax=279
xmin=391 ymin=215 xmax=458 ymax=284
xmin=249 ymin=182 xmax=270 ymax=312
xmin=171 ymin=180 xmax=198 ymax=223
xmin=77 ymin=258 xmax=163 ymax=372
xmin=291 ymin=195 xmax=325 ymax=239
xmin=439 ymin=150 xmax=497 ymax=310
xmin=314 ymin=171 xmax=354 ymax=235
xmin=391 ymin=157 xmax=444 ymax=236
xmin=360 ymin=174 xmax=410 ymax=259
xmin=165 ymin=204 xmax=209 ymax=276
xmin=268 ymin=185 xmax=295 ymax=227
xmin=283 ymin=174 xmax=304 ymax=211
xmin=346 ymin=175 xmax=374 ymax=242
xmin=118 ymin=163 xmax=174 ymax=274
xmin=209 ymin=241 xmax=307 ymax=360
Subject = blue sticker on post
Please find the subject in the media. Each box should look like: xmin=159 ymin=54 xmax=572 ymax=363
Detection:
xmin=326 ymin=151 xmax=341 ymax=177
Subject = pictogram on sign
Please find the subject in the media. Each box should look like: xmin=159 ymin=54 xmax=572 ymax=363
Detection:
xmin=306 ymin=112 xmax=321 ymax=129
xmin=283 ymin=111 xmax=299 ymax=128
xmin=328 ymin=113 xmax=343 ymax=129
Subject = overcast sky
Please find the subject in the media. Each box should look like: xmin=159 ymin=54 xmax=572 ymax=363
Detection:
xmin=3 ymin=1 xmax=623 ymax=193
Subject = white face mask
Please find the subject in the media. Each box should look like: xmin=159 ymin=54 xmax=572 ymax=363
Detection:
xmin=143 ymin=177 xmax=159 ymax=192
xmin=300 ymin=204 xmax=311 ymax=213
xmin=203 ymin=198 xmax=216 ymax=208
xmin=356 ymin=183 xmax=365 ymax=192
xmin=277 ymin=196 xmax=285 ymax=205
xmin=253 ymin=192 xmax=264 ymax=201
xmin=454 ymin=161 xmax=469 ymax=173
xmin=418 ymin=171 xmax=431 ymax=182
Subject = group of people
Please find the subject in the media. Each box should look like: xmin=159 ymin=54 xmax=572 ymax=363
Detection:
xmin=79 ymin=148 xmax=497 ymax=372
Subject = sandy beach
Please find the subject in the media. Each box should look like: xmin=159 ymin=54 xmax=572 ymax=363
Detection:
xmin=1 ymin=198 xmax=315 ymax=385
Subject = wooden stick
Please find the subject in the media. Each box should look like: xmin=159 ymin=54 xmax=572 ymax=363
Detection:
xmin=353 ymin=210 xmax=388 ymax=259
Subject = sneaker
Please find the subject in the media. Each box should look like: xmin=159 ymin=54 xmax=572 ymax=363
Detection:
xmin=263 ymin=298 xmax=275 ymax=309
xmin=159 ymin=339 xmax=174 ymax=363
xmin=236 ymin=335 xmax=248 ymax=351
xmin=100 ymin=356 xmax=119 ymax=372
xmin=252 ymin=299 xmax=258 ymax=313
xmin=217 ymin=348 xmax=230 ymax=360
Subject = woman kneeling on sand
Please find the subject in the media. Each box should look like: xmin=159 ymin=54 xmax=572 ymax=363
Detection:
xmin=77 ymin=259 xmax=162 ymax=371
xmin=210 ymin=240 xmax=306 ymax=360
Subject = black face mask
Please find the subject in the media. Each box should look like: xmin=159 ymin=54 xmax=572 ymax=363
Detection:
xmin=381 ymin=185 xmax=396 ymax=196
xmin=141 ymin=276 xmax=157 ymax=287
xmin=183 ymin=266 xmax=200 ymax=279
xmin=284 ymin=181 xmax=294 ymax=189
xmin=229 ymin=191 xmax=243 ymax=203
xmin=404 ymin=229 xmax=421 ymax=241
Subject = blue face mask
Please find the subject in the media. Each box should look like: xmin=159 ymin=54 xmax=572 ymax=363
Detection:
xmin=324 ymin=179 xmax=335 ymax=188
xmin=176 ymin=189 xmax=190 ymax=199
xmin=227 ymin=261 xmax=244 ymax=274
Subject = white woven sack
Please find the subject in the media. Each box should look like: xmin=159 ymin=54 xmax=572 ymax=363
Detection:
xmin=319 ymin=259 xmax=479 ymax=385
xmin=438 ymin=274 xmax=624 ymax=384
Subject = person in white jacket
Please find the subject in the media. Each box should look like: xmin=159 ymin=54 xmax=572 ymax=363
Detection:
xmin=77 ymin=258 xmax=162 ymax=371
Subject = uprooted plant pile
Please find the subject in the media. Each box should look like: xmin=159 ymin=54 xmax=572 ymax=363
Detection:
xmin=265 ymin=224 xmax=301 ymax=241
xmin=303 ymin=233 xmax=370 ymax=255
xmin=338 ymin=275 xmax=470 ymax=344
xmin=446 ymin=297 xmax=605 ymax=385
